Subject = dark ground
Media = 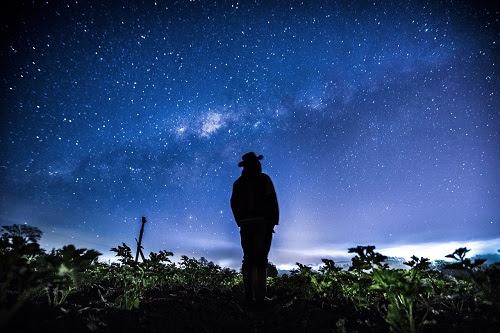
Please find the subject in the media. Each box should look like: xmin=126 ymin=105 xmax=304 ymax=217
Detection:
xmin=5 ymin=284 xmax=498 ymax=333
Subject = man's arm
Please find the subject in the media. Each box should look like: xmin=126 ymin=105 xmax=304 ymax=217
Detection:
xmin=230 ymin=182 xmax=241 ymax=227
xmin=264 ymin=175 xmax=279 ymax=226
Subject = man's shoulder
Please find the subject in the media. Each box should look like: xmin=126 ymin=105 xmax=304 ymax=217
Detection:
xmin=233 ymin=176 xmax=244 ymax=186
xmin=260 ymin=173 xmax=272 ymax=182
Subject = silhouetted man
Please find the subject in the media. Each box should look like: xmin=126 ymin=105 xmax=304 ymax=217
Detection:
xmin=230 ymin=152 xmax=279 ymax=307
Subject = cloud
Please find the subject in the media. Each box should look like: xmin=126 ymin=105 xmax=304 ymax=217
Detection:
xmin=271 ymin=237 xmax=500 ymax=270
xmin=378 ymin=238 xmax=500 ymax=260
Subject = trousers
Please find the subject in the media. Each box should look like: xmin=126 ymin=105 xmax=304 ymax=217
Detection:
xmin=240 ymin=223 xmax=273 ymax=303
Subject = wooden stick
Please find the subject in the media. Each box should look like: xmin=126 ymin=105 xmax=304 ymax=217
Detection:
xmin=135 ymin=216 xmax=147 ymax=262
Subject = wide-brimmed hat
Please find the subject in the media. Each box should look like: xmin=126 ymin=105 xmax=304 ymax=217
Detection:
xmin=238 ymin=152 xmax=263 ymax=167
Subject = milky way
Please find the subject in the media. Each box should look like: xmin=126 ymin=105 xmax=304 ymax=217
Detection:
xmin=1 ymin=1 xmax=499 ymax=267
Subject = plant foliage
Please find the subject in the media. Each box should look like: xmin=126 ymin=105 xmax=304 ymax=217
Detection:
xmin=1 ymin=224 xmax=498 ymax=332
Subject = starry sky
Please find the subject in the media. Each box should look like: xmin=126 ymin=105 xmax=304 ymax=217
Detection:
xmin=1 ymin=1 xmax=499 ymax=268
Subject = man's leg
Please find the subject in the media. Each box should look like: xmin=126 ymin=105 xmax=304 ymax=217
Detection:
xmin=254 ymin=225 xmax=273 ymax=304
xmin=241 ymin=226 xmax=257 ymax=304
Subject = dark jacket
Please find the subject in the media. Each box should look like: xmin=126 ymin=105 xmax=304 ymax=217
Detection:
xmin=230 ymin=172 xmax=279 ymax=227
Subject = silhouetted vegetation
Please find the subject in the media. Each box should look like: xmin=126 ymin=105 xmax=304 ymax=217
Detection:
xmin=1 ymin=224 xmax=498 ymax=332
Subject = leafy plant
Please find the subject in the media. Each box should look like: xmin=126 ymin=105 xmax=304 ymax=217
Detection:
xmin=38 ymin=245 xmax=101 ymax=306
xmin=319 ymin=258 xmax=343 ymax=274
xmin=267 ymin=262 xmax=278 ymax=277
xmin=404 ymin=256 xmax=431 ymax=272
xmin=0 ymin=225 xmax=45 ymax=324
xmin=110 ymin=243 xmax=135 ymax=265
xmin=371 ymin=269 xmax=432 ymax=333
xmin=348 ymin=245 xmax=388 ymax=271
xmin=444 ymin=247 xmax=486 ymax=271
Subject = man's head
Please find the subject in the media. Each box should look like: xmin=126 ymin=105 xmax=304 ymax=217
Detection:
xmin=238 ymin=152 xmax=263 ymax=174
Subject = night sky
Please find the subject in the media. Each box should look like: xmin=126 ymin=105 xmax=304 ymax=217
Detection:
xmin=1 ymin=1 xmax=499 ymax=268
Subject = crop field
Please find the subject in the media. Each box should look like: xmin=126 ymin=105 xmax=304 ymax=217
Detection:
xmin=1 ymin=224 xmax=498 ymax=332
